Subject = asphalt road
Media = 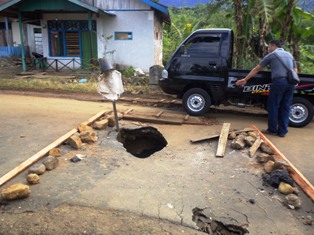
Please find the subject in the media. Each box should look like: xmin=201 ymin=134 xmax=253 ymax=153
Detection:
xmin=0 ymin=93 xmax=313 ymax=234
xmin=1 ymin=92 xmax=313 ymax=187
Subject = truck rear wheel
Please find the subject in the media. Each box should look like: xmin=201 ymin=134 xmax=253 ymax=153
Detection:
xmin=289 ymin=97 xmax=314 ymax=128
xmin=182 ymin=88 xmax=211 ymax=116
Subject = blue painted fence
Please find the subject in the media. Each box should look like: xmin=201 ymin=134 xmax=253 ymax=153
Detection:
xmin=0 ymin=46 xmax=22 ymax=58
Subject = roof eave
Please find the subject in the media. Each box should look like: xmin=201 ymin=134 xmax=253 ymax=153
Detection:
xmin=140 ymin=0 xmax=171 ymax=24
xmin=0 ymin=0 xmax=21 ymax=11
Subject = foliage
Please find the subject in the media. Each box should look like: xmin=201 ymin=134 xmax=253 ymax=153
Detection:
xmin=122 ymin=66 xmax=135 ymax=77
xmin=162 ymin=0 xmax=314 ymax=72
xmin=300 ymin=45 xmax=314 ymax=74
xmin=162 ymin=3 xmax=233 ymax=64
xmin=98 ymin=34 xmax=115 ymax=58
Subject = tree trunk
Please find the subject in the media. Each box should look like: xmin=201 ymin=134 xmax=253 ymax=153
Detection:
xmin=280 ymin=0 xmax=294 ymax=44
xmin=233 ymin=0 xmax=244 ymax=67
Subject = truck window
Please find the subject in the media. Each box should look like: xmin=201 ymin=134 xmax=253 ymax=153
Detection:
xmin=184 ymin=35 xmax=221 ymax=57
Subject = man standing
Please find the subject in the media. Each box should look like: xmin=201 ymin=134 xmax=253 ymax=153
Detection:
xmin=236 ymin=40 xmax=297 ymax=137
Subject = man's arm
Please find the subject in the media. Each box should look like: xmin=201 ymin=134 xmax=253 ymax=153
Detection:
xmin=236 ymin=65 xmax=263 ymax=86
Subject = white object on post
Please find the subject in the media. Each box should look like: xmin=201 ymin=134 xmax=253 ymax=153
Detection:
xmin=97 ymin=70 xmax=124 ymax=101
xmin=97 ymin=70 xmax=124 ymax=131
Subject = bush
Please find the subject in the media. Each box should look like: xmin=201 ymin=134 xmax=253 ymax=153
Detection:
xmin=122 ymin=66 xmax=135 ymax=77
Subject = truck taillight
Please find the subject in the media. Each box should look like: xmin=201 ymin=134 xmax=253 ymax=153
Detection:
xmin=161 ymin=69 xmax=168 ymax=79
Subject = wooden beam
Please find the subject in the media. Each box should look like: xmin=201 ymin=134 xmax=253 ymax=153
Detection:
xmin=123 ymin=109 xmax=133 ymax=115
xmin=216 ymin=123 xmax=231 ymax=158
xmin=252 ymin=125 xmax=314 ymax=202
xmin=190 ymin=129 xmax=255 ymax=143
xmin=155 ymin=111 xmax=164 ymax=118
xmin=0 ymin=110 xmax=109 ymax=187
xmin=249 ymin=137 xmax=262 ymax=158
xmin=122 ymin=115 xmax=182 ymax=125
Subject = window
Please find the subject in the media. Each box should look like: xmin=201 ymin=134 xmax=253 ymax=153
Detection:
xmin=184 ymin=35 xmax=221 ymax=57
xmin=50 ymin=32 xmax=64 ymax=56
xmin=115 ymin=32 xmax=133 ymax=40
xmin=65 ymin=32 xmax=80 ymax=56
xmin=47 ymin=20 xmax=96 ymax=57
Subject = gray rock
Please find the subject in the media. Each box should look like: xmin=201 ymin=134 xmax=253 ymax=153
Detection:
xmin=28 ymin=163 xmax=46 ymax=175
xmin=43 ymin=156 xmax=59 ymax=171
xmin=284 ymin=194 xmax=301 ymax=209
xmin=244 ymin=135 xmax=256 ymax=146
xmin=260 ymin=142 xmax=274 ymax=155
xmin=230 ymin=135 xmax=246 ymax=149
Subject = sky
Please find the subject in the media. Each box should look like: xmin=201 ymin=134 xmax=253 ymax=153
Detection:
xmin=158 ymin=0 xmax=211 ymax=7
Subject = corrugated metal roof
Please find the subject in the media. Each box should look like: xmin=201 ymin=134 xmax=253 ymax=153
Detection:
xmin=140 ymin=0 xmax=171 ymax=24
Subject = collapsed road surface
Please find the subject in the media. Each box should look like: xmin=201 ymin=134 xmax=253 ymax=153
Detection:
xmin=0 ymin=93 xmax=313 ymax=234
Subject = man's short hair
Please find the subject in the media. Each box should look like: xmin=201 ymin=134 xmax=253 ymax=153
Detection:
xmin=269 ymin=40 xmax=282 ymax=48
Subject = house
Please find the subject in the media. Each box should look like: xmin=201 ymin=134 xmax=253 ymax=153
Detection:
xmin=0 ymin=0 xmax=170 ymax=72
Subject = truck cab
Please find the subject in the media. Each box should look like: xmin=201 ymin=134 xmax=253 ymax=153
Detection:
xmin=159 ymin=28 xmax=314 ymax=127
xmin=160 ymin=29 xmax=233 ymax=95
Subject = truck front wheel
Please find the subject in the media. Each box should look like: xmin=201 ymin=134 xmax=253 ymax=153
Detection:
xmin=289 ymin=97 xmax=314 ymax=128
xmin=182 ymin=88 xmax=211 ymax=116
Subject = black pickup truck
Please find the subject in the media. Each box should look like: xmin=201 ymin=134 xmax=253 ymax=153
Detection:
xmin=159 ymin=28 xmax=314 ymax=127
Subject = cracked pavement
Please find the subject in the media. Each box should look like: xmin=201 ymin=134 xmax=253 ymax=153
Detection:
xmin=0 ymin=93 xmax=313 ymax=234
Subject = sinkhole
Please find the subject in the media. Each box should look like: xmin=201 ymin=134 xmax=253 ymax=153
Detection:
xmin=117 ymin=126 xmax=168 ymax=158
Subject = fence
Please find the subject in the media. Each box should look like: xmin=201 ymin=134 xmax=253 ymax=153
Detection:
xmin=36 ymin=58 xmax=98 ymax=72
xmin=0 ymin=46 xmax=22 ymax=58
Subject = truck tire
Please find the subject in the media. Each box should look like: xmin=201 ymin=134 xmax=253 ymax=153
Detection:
xmin=182 ymin=88 xmax=211 ymax=116
xmin=289 ymin=97 xmax=314 ymax=128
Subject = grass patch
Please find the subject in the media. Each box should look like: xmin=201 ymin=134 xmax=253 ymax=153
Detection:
xmin=0 ymin=75 xmax=164 ymax=96
xmin=0 ymin=77 xmax=98 ymax=93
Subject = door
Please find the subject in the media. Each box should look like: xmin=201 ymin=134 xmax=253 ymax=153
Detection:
xmin=81 ymin=31 xmax=98 ymax=69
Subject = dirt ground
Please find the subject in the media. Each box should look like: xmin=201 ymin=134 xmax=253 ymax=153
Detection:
xmin=0 ymin=91 xmax=313 ymax=235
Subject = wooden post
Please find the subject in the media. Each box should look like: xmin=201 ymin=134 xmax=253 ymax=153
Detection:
xmin=112 ymin=100 xmax=119 ymax=132
xmin=216 ymin=123 xmax=231 ymax=158
xmin=18 ymin=12 xmax=26 ymax=72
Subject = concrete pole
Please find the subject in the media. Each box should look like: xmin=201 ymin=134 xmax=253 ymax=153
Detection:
xmin=4 ymin=17 xmax=10 ymax=52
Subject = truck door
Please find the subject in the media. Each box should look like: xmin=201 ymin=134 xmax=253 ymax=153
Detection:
xmin=168 ymin=33 xmax=222 ymax=80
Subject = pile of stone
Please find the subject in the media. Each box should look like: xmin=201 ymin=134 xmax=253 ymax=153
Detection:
xmin=0 ymin=114 xmax=116 ymax=201
xmin=0 ymin=148 xmax=60 ymax=201
xmin=229 ymin=131 xmax=302 ymax=210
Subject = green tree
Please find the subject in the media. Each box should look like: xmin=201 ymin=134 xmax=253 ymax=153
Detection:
xmin=162 ymin=0 xmax=313 ymax=72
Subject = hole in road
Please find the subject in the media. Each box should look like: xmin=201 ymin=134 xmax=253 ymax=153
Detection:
xmin=117 ymin=126 xmax=168 ymax=158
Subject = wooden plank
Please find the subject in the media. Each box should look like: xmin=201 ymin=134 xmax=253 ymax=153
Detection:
xmin=122 ymin=114 xmax=182 ymax=125
xmin=252 ymin=125 xmax=314 ymax=202
xmin=216 ymin=123 xmax=231 ymax=158
xmin=123 ymin=108 xmax=133 ymax=115
xmin=0 ymin=110 xmax=109 ymax=187
xmin=190 ymin=129 xmax=255 ymax=143
xmin=249 ymin=136 xmax=262 ymax=158
xmin=155 ymin=111 xmax=164 ymax=118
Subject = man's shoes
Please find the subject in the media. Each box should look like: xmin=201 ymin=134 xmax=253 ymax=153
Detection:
xmin=261 ymin=129 xmax=286 ymax=137
xmin=261 ymin=129 xmax=277 ymax=136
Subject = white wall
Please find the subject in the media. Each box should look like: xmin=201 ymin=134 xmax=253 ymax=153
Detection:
xmin=11 ymin=21 xmax=21 ymax=46
xmin=97 ymin=11 xmax=155 ymax=72
xmin=39 ymin=12 xmax=156 ymax=72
